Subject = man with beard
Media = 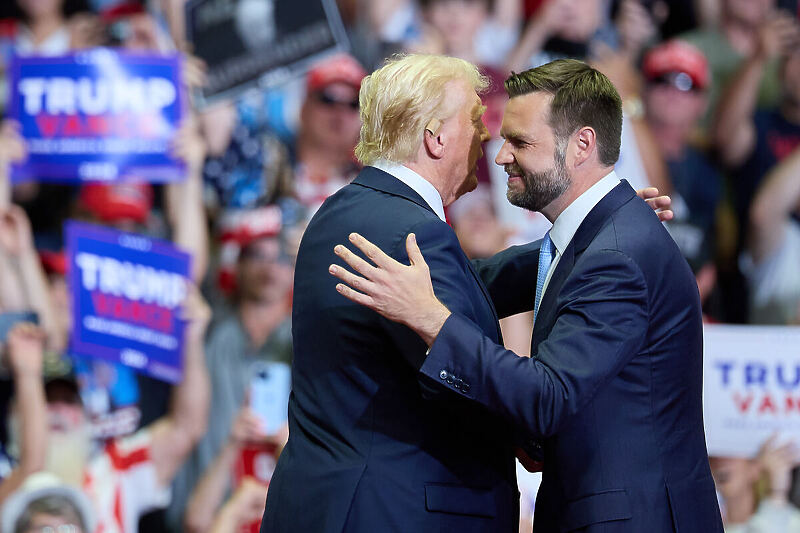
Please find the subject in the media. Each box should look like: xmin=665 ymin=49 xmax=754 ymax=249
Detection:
xmin=330 ymin=59 xmax=722 ymax=532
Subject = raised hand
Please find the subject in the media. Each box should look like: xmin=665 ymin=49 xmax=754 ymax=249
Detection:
xmin=637 ymin=187 xmax=673 ymax=222
xmin=329 ymin=232 xmax=450 ymax=346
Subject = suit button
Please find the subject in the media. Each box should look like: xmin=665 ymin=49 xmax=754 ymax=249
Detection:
xmin=446 ymin=375 xmax=454 ymax=384
xmin=462 ymin=383 xmax=470 ymax=393
xmin=454 ymin=378 xmax=464 ymax=390
xmin=439 ymin=370 xmax=448 ymax=380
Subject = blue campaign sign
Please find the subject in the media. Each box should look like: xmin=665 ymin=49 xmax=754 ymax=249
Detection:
xmin=7 ymin=49 xmax=186 ymax=183
xmin=66 ymin=221 xmax=192 ymax=384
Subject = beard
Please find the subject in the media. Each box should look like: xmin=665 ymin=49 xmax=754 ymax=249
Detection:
xmin=506 ymin=140 xmax=570 ymax=212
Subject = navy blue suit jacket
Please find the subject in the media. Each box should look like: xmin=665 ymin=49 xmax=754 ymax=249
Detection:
xmin=422 ymin=181 xmax=723 ymax=532
xmin=261 ymin=167 xmax=519 ymax=532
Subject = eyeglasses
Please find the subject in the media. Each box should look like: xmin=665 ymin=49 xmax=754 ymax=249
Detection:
xmin=651 ymin=72 xmax=703 ymax=92
xmin=315 ymin=91 xmax=359 ymax=111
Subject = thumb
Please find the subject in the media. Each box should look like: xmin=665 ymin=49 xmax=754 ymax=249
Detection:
xmin=406 ymin=233 xmax=426 ymax=267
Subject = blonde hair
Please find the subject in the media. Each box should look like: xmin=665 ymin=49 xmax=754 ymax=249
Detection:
xmin=355 ymin=54 xmax=489 ymax=166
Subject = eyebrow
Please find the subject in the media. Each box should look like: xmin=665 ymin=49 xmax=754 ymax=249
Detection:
xmin=500 ymin=130 xmax=534 ymax=144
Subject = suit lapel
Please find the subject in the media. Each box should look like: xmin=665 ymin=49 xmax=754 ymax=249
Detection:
xmin=354 ymin=166 xmax=503 ymax=342
xmin=531 ymin=180 xmax=638 ymax=352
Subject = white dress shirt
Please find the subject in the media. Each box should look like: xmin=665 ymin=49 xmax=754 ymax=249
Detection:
xmin=540 ymin=171 xmax=621 ymax=298
xmin=371 ymin=160 xmax=447 ymax=222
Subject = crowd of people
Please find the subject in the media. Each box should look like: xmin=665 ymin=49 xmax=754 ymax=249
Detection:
xmin=0 ymin=0 xmax=798 ymax=531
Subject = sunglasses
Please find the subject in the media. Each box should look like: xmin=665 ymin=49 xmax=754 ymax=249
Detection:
xmin=651 ymin=72 xmax=703 ymax=92
xmin=315 ymin=91 xmax=359 ymax=110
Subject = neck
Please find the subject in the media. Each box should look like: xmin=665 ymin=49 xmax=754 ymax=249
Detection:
xmin=405 ymin=160 xmax=451 ymax=206
xmin=723 ymin=491 xmax=756 ymax=525
xmin=541 ymin=166 xmax=613 ymax=223
xmin=26 ymin=14 xmax=63 ymax=45
xmin=239 ymin=298 xmax=287 ymax=347
xmin=298 ymin=135 xmax=351 ymax=180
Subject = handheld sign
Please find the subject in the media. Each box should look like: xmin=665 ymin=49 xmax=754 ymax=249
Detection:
xmin=66 ymin=221 xmax=192 ymax=383
xmin=185 ymin=0 xmax=348 ymax=106
xmin=703 ymin=324 xmax=800 ymax=457
xmin=8 ymin=49 xmax=186 ymax=183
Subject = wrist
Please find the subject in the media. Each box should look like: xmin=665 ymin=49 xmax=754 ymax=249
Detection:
xmin=413 ymin=301 xmax=451 ymax=347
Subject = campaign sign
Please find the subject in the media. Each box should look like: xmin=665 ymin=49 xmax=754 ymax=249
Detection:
xmin=66 ymin=221 xmax=192 ymax=384
xmin=703 ymin=324 xmax=800 ymax=457
xmin=7 ymin=49 xmax=185 ymax=183
xmin=185 ymin=0 xmax=348 ymax=105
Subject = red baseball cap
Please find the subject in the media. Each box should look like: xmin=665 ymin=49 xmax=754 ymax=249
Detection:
xmin=306 ymin=53 xmax=367 ymax=93
xmin=79 ymin=182 xmax=153 ymax=224
xmin=643 ymin=40 xmax=710 ymax=91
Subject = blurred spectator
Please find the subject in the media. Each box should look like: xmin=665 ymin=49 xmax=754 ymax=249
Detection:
xmin=745 ymin=145 xmax=800 ymax=324
xmin=1 ymin=0 xmax=95 ymax=56
xmin=168 ymin=208 xmax=292 ymax=532
xmin=505 ymin=0 xmax=615 ymax=72
xmin=183 ymin=404 xmax=284 ymax=533
xmin=199 ymin=99 xmax=294 ymax=211
xmin=292 ymin=54 xmax=365 ymax=216
xmin=409 ymin=0 xmax=521 ymax=67
xmin=0 ymin=472 xmax=95 ymax=533
xmin=711 ymin=436 xmax=800 ymax=532
xmin=365 ymin=0 xmax=521 ymax=68
xmin=642 ymin=40 xmax=723 ymax=312
xmin=681 ymin=0 xmax=798 ymax=129
xmin=206 ymin=478 xmax=267 ymax=533
xmin=3 ymin=287 xmax=210 ymax=533
xmin=712 ymin=42 xmax=800 ymax=228
xmin=0 ymin=324 xmax=47 ymax=506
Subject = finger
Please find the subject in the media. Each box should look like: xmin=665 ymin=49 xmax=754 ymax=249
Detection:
xmin=638 ymin=187 xmax=660 ymax=200
xmin=656 ymin=210 xmax=674 ymax=222
xmin=328 ymin=264 xmax=376 ymax=294
xmin=348 ymin=232 xmax=397 ymax=269
xmin=335 ymin=282 xmax=377 ymax=309
xmin=646 ymin=196 xmax=671 ymax=209
xmin=334 ymin=244 xmax=380 ymax=279
xmin=405 ymin=233 xmax=427 ymax=267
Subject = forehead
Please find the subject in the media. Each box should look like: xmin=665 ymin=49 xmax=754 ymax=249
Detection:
xmin=501 ymin=92 xmax=553 ymax=134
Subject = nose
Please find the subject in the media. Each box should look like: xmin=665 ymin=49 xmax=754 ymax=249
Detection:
xmin=495 ymin=141 xmax=513 ymax=166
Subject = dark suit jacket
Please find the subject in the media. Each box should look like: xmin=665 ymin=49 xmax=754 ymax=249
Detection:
xmin=421 ymin=181 xmax=723 ymax=532
xmin=261 ymin=167 xmax=519 ymax=533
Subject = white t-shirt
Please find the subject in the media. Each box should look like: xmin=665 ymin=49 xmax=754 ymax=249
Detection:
xmin=83 ymin=429 xmax=171 ymax=533
xmin=744 ymin=219 xmax=800 ymax=325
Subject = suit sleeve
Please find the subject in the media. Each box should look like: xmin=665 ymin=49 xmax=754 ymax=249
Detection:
xmin=380 ymin=217 xmax=488 ymax=374
xmin=471 ymin=241 xmax=541 ymax=318
xmin=422 ymin=249 xmax=649 ymax=438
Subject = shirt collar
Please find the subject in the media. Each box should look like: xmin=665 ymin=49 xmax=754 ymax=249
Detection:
xmin=549 ymin=171 xmax=620 ymax=255
xmin=371 ymin=160 xmax=446 ymax=222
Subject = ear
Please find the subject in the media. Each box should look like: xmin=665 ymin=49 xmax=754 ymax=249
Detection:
xmin=572 ymin=126 xmax=597 ymax=167
xmin=423 ymin=118 xmax=445 ymax=159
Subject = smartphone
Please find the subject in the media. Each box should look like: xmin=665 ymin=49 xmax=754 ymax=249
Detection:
xmin=249 ymin=361 xmax=291 ymax=435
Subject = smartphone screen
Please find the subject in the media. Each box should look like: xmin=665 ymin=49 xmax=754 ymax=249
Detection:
xmin=249 ymin=361 xmax=291 ymax=435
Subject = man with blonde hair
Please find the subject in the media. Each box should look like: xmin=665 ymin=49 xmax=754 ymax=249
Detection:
xmin=260 ymin=53 xmax=522 ymax=532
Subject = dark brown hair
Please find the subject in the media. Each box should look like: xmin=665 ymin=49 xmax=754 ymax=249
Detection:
xmin=505 ymin=59 xmax=622 ymax=167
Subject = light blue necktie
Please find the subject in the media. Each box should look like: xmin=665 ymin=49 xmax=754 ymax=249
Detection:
xmin=534 ymin=231 xmax=555 ymax=322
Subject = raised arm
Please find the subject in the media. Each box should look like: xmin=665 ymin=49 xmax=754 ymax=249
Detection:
xmin=748 ymin=145 xmax=800 ymax=263
xmin=331 ymin=235 xmax=648 ymax=437
xmin=0 ymin=324 xmax=47 ymax=505
xmin=149 ymin=285 xmax=211 ymax=487
xmin=712 ymin=13 xmax=800 ymax=167
xmin=165 ymin=116 xmax=209 ymax=283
